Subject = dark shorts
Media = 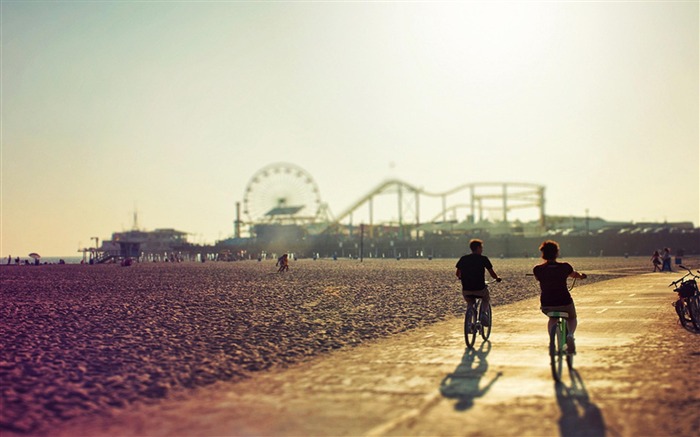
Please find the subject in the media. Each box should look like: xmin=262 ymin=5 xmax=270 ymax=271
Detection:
xmin=462 ymin=286 xmax=489 ymax=301
xmin=541 ymin=303 xmax=577 ymax=319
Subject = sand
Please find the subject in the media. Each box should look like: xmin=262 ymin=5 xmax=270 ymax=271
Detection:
xmin=0 ymin=257 xmax=652 ymax=434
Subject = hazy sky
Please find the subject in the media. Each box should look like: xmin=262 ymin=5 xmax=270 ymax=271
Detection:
xmin=2 ymin=1 xmax=698 ymax=257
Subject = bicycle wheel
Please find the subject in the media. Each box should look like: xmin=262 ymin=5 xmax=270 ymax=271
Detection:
xmin=464 ymin=306 xmax=477 ymax=349
xmin=675 ymin=300 xmax=691 ymax=329
xmin=688 ymin=295 xmax=700 ymax=330
xmin=480 ymin=301 xmax=492 ymax=341
xmin=549 ymin=322 xmax=564 ymax=382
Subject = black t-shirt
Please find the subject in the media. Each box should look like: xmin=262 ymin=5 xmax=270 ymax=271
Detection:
xmin=533 ymin=261 xmax=574 ymax=306
xmin=456 ymin=253 xmax=493 ymax=291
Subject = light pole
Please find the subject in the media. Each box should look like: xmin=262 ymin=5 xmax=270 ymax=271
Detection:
xmin=91 ymin=237 xmax=99 ymax=262
xmin=360 ymin=224 xmax=364 ymax=262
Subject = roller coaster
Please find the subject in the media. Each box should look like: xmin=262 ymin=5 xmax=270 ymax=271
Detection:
xmin=331 ymin=178 xmax=545 ymax=227
xmin=239 ymin=163 xmax=545 ymax=235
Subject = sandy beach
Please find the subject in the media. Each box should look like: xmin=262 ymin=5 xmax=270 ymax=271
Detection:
xmin=0 ymin=257 xmax=658 ymax=434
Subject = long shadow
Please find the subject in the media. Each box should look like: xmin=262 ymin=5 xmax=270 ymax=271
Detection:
xmin=439 ymin=341 xmax=502 ymax=411
xmin=555 ymin=369 xmax=607 ymax=437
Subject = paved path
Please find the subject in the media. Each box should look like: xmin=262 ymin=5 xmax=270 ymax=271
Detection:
xmin=57 ymin=274 xmax=699 ymax=437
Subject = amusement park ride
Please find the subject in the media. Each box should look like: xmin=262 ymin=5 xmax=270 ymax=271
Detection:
xmin=238 ymin=162 xmax=546 ymax=238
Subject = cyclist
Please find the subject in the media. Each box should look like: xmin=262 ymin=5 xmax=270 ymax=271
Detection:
xmin=456 ymin=239 xmax=502 ymax=325
xmin=533 ymin=240 xmax=586 ymax=354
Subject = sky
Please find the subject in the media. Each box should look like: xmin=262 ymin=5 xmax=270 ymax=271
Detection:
xmin=1 ymin=1 xmax=698 ymax=257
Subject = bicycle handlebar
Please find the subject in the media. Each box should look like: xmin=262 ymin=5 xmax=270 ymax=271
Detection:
xmin=668 ymin=265 xmax=700 ymax=287
xmin=679 ymin=265 xmax=700 ymax=276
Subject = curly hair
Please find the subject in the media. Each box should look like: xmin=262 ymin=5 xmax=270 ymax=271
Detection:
xmin=539 ymin=240 xmax=559 ymax=260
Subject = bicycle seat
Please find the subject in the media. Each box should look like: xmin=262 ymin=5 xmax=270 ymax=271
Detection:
xmin=546 ymin=311 xmax=569 ymax=318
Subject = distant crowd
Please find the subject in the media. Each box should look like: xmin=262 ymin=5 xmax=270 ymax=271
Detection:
xmin=5 ymin=255 xmax=66 ymax=266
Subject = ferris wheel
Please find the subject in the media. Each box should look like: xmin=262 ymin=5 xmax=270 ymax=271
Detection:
xmin=243 ymin=163 xmax=322 ymax=224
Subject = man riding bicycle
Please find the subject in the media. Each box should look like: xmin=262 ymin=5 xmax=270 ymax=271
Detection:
xmin=456 ymin=239 xmax=502 ymax=325
xmin=533 ymin=240 xmax=587 ymax=354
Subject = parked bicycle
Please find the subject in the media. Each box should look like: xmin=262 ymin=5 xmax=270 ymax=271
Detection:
xmin=669 ymin=265 xmax=700 ymax=330
xmin=464 ymin=280 xmax=497 ymax=348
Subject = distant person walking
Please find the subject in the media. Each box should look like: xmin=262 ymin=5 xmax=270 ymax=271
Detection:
xmin=651 ymin=250 xmax=662 ymax=272
xmin=661 ymin=248 xmax=673 ymax=272
xmin=276 ymin=253 xmax=289 ymax=272
xmin=533 ymin=240 xmax=587 ymax=354
xmin=7 ymin=255 xmax=11 ymax=265
xmin=455 ymin=239 xmax=502 ymax=322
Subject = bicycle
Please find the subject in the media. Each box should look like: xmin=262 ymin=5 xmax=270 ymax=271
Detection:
xmin=463 ymin=281 xmax=497 ymax=349
xmin=669 ymin=265 xmax=700 ymax=330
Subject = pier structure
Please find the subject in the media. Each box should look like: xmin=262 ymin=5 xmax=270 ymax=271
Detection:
xmin=86 ymin=163 xmax=698 ymax=262
xmin=215 ymin=163 xmax=697 ymax=259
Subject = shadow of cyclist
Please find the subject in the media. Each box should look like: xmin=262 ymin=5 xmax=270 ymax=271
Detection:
xmin=555 ymin=369 xmax=607 ymax=437
xmin=439 ymin=341 xmax=502 ymax=411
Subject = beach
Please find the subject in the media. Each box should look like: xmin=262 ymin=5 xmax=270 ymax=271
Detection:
xmin=0 ymin=257 xmax=657 ymax=434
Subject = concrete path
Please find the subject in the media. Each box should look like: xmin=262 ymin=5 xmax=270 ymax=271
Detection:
xmin=57 ymin=274 xmax=699 ymax=437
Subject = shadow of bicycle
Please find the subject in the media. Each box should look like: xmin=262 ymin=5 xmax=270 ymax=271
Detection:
xmin=555 ymin=369 xmax=607 ymax=437
xmin=439 ymin=341 xmax=502 ymax=411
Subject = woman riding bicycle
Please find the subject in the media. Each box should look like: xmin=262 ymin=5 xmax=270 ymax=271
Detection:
xmin=533 ymin=240 xmax=586 ymax=354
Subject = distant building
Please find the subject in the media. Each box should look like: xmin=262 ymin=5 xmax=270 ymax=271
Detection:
xmin=99 ymin=228 xmax=190 ymax=261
